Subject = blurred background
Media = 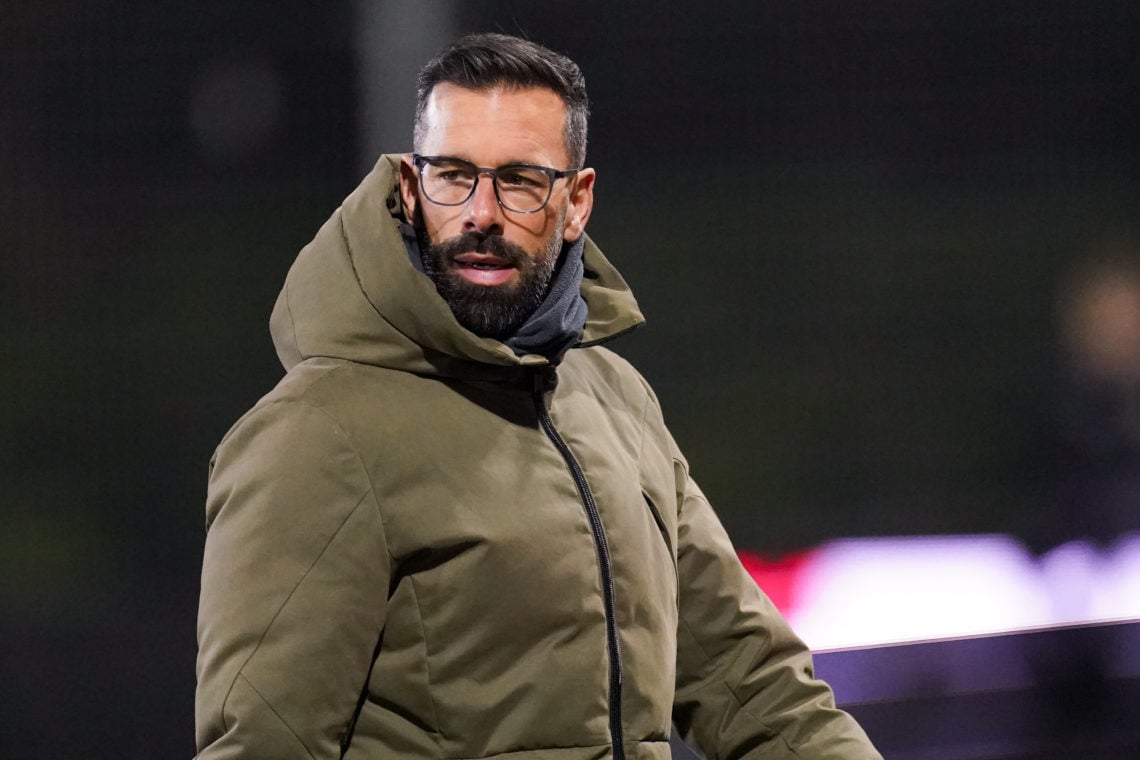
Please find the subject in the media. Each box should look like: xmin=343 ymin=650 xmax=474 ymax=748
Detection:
xmin=2 ymin=1 xmax=1138 ymax=757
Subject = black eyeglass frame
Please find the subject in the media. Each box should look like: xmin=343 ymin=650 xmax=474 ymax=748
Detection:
xmin=412 ymin=154 xmax=579 ymax=214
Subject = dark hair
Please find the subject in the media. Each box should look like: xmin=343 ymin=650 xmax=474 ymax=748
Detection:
xmin=414 ymin=33 xmax=589 ymax=169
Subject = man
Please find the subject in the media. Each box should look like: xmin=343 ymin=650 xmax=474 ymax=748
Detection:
xmin=195 ymin=33 xmax=881 ymax=760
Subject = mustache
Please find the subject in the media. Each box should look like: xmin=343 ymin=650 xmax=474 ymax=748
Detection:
xmin=429 ymin=231 xmax=530 ymax=265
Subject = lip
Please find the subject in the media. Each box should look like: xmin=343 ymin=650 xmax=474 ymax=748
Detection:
xmin=452 ymin=252 xmax=517 ymax=286
xmin=454 ymin=252 xmax=510 ymax=266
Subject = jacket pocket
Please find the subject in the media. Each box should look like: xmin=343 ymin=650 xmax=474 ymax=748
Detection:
xmin=641 ymin=488 xmax=678 ymax=584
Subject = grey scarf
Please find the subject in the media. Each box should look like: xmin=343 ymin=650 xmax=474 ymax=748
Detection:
xmin=502 ymin=236 xmax=587 ymax=361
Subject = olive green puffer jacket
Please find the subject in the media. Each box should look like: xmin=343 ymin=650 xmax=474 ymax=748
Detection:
xmin=194 ymin=155 xmax=880 ymax=760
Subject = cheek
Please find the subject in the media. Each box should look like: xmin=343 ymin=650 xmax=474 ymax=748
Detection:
xmin=422 ymin=207 xmax=464 ymax=241
xmin=510 ymin=206 xmax=564 ymax=241
xmin=510 ymin=212 xmax=549 ymax=236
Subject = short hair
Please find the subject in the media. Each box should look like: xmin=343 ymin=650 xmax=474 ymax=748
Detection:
xmin=414 ymin=33 xmax=589 ymax=169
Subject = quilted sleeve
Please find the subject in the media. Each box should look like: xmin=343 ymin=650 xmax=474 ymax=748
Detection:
xmin=195 ymin=399 xmax=390 ymax=759
xmin=671 ymin=466 xmax=881 ymax=760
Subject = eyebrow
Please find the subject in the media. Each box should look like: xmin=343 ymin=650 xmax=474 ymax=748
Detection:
xmin=434 ymin=154 xmax=550 ymax=168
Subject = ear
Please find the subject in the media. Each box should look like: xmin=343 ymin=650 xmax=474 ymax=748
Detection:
xmin=398 ymin=154 xmax=419 ymax=223
xmin=562 ymin=167 xmax=595 ymax=243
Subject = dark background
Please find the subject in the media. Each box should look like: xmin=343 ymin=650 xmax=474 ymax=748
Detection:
xmin=2 ymin=2 xmax=1138 ymax=757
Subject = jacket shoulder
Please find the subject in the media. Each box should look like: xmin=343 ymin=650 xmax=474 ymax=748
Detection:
xmin=209 ymin=358 xmax=411 ymax=485
xmin=564 ymin=345 xmax=656 ymax=399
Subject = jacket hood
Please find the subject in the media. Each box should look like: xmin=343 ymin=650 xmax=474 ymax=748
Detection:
xmin=270 ymin=154 xmax=644 ymax=379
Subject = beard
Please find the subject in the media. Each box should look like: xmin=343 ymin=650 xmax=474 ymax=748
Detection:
xmin=414 ymin=209 xmax=565 ymax=340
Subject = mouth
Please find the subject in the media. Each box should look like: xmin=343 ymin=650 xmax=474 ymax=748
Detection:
xmin=452 ymin=252 xmax=518 ymax=286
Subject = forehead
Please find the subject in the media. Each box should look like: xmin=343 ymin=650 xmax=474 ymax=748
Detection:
xmin=418 ymin=83 xmax=570 ymax=167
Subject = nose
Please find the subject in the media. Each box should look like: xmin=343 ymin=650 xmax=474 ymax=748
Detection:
xmin=463 ymin=171 xmax=505 ymax=235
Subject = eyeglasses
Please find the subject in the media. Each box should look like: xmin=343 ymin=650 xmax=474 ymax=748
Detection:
xmin=412 ymin=154 xmax=579 ymax=214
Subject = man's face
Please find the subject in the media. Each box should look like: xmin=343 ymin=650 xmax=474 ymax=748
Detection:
xmin=399 ymin=83 xmax=595 ymax=338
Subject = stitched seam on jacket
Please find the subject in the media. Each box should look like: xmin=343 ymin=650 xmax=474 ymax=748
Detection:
xmin=636 ymin=392 xmax=678 ymax=583
xmin=295 ymin=379 xmax=396 ymax=569
xmin=338 ymin=208 xmax=421 ymax=343
xmin=451 ymin=741 xmax=636 ymax=759
xmin=219 ymin=486 xmax=374 ymax=734
xmin=284 ymin=278 xmax=303 ymax=360
xmin=256 ymin=383 xmax=396 ymax=559
xmin=237 ymin=673 xmax=318 ymax=759
xmin=407 ymin=575 xmax=447 ymax=751
xmin=677 ymin=574 xmax=800 ymax=759
xmin=338 ymin=210 xmax=373 ymax=311
xmin=634 ymin=382 xmax=652 ymax=471
xmin=219 ymin=377 xmax=396 ymax=752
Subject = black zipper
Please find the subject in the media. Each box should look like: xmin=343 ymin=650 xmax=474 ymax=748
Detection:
xmin=531 ymin=369 xmax=625 ymax=760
